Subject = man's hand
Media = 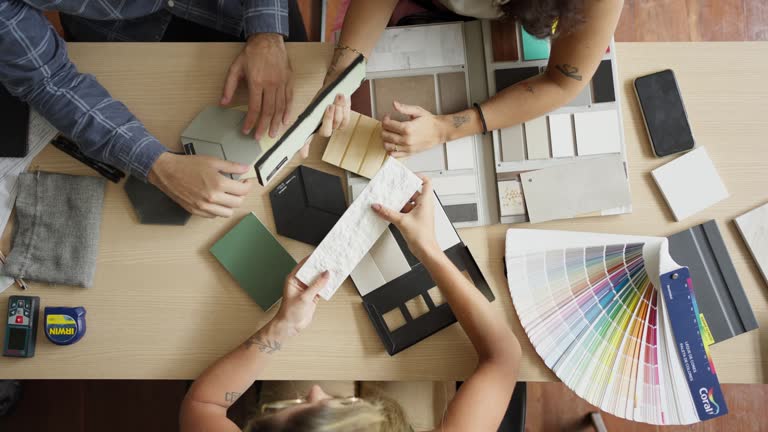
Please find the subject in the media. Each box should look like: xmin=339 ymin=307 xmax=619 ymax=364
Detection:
xmin=148 ymin=153 xmax=255 ymax=218
xmin=275 ymin=258 xmax=329 ymax=337
xmin=221 ymin=33 xmax=293 ymax=140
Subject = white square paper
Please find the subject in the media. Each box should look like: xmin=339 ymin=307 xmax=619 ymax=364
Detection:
xmin=651 ymin=147 xmax=728 ymax=221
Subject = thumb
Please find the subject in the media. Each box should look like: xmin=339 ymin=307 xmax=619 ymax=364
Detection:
xmin=211 ymin=158 xmax=250 ymax=174
xmin=371 ymin=203 xmax=403 ymax=225
xmin=303 ymin=270 xmax=330 ymax=300
xmin=393 ymin=101 xmax=427 ymax=118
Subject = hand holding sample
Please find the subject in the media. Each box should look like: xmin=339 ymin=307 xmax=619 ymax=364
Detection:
xmin=381 ymin=101 xmax=474 ymax=158
xmin=148 ymin=153 xmax=255 ymax=218
xmin=275 ymin=258 xmax=330 ymax=337
xmin=221 ymin=33 xmax=294 ymax=140
xmin=371 ymin=175 xmax=440 ymax=261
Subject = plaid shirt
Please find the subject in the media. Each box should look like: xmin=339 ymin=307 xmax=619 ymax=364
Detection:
xmin=0 ymin=0 xmax=288 ymax=180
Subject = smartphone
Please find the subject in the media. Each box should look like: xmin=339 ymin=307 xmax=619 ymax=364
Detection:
xmin=633 ymin=70 xmax=695 ymax=157
xmin=0 ymin=84 xmax=30 ymax=158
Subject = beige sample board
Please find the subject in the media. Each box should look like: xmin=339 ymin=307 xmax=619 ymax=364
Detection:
xmin=322 ymin=112 xmax=388 ymax=178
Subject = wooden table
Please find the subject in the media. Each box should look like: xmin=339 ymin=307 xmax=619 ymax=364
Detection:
xmin=0 ymin=42 xmax=766 ymax=383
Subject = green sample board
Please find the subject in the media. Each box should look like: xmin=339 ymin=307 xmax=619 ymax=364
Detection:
xmin=521 ymin=28 xmax=551 ymax=61
xmin=210 ymin=213 xmax=296 ymax=311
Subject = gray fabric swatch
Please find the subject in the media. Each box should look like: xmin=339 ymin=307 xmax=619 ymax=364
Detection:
xmin=3 ymin=172 xmax=106 ymax=287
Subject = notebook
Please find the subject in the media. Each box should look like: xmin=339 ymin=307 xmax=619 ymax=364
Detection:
xmin=210 ymin=213 xmax=296 ymax=311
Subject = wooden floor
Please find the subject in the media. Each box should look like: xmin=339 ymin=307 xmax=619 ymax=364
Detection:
xmin=9 ymin=1 xmax=768 ymax=431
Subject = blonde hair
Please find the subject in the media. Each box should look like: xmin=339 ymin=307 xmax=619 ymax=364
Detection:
xmin=244 ymin=397 xmax=411 ymax=432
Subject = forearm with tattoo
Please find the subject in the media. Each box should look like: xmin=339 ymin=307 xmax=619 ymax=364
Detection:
xmin=555 ymin=64 xmax=582 ymax=81
xmin=243 ymin=331 xmax=282 ymax=354
xmin=452 ymin=114 xmax=469 ymax=128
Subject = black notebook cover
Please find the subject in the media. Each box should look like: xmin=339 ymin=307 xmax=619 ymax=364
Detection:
xmin=0 ymin=84 xmax=29 ymax=157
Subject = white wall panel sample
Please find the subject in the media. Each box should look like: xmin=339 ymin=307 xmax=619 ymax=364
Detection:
xmin=445 ymin=136 xmax=476 ymax=170
xmin=651 ymin=147 xmax=729 ymax=221
xmin=574 ymin=110 xmax=621 ymax=156
xmin=431 ymin=175 xmax=477 ymax=196
xmin=369 ymin=229 xmax=412 ymax=281
xmin=297 ymin=157 xmax=422 ymax=300
xmin=735 ymin=202 xmax=768 ymax=285
xmin=549 ymin=113 xmax=575 ymax=158
xmin=403 ymin=144 xmax=446 ymax=173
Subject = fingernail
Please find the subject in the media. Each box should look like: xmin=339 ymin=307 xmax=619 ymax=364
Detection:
xmin=220 ymin=97 xmax=227 ymax=105
xmin=322 ymin=270 xmax=330 ymax=276
xmin=371 ymin=204 xmax=381 ymax=211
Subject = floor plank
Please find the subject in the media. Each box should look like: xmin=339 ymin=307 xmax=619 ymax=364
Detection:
xmin=687 ymin=0 xmax=746 ymax=41
xmin=745 ymin=0 xmax=768 ymax=40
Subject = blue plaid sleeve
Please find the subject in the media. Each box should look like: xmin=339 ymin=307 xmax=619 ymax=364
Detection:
xmin=242 ymin=0 xmax=289 ymax=37
xmin=0 ymin=0 xmax=167 ymax=180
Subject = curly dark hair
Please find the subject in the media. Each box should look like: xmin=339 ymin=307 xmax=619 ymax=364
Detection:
xmin=500 ymin=0 xmax=586 ymax=39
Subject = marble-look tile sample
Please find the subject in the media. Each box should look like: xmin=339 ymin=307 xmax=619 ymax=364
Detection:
xmin=297 ymin=157 xmax=422 ymax=300
xmin=367 ymin=23 xmax=465 ymax=73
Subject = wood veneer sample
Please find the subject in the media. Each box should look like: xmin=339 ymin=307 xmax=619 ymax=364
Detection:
xmin=341 ymin=115 xmax=378 ymax=172
xmin=491 ymin=20 xmax=519 ymax=62
xmin=321 ymin=112 xmax=388 ymax=179
xmin=323 ymin=112 xmax=361 ymax=166
xmin=373 ymin=75 xmax=437 ymax=121
xmin=437 ymin=72 xmax=469 ymax=114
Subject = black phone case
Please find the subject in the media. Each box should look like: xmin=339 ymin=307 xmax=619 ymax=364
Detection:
xmin=633 ymin=70 xmax=695 ymax=157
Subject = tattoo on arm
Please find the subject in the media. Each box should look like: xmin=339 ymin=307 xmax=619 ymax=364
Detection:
xmin=518 ymin=83 xmax=535 ymax=94
xmin=452 ymin=114 xmax=469 ymax=128
xmin=225 ymin=392 xmax=241 ymax=403
xmin=555 ymin=64 xmax=582 ymax=81
xmin=243 ymin=333 xmax=282 ymax=354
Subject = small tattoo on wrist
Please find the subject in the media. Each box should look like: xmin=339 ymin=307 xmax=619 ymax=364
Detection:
xmin=225 ymin=392 xmax=242 ymax=403
xmin=244 ymin=334 xmax=282 ymax=354
xmin=555 ymin=64 xmax=582 ymax=81
xmin=452 ymin=114 xmax=469 ymax=128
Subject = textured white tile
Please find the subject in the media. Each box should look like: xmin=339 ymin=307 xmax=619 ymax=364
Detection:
xmin=735 ymin=202 xmax=768 ymax=285
xmin=498 ymin=180 xmax=526 ymax=217
xmin=297 ymin=157 xmax=422 ymax=300
xmin=651 ymin=147 xmax=728 ymax=221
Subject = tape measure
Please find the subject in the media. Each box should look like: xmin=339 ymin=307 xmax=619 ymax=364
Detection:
xmin=44 ymin=307 xmax=87 ymax=346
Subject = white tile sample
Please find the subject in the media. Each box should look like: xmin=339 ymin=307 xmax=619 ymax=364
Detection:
xmin=524 ymin=117 xmax=550 ymax=160
xmin=735 ymin=202 xmax=768 ymax=285
xmin=548 ymin=113 xmax=575 ymax=158
xmin=500 ymin=125 xmax=526 ymax=162
xmin=403 ymin=144 xmax=446 ymax=173
xmin=574 ymin=110 xmax=621 ymax=156
xmin=521 ymin=154 xmax=631 ymax=223
xmin=350 ymin=253 xmax=387 ymax=297
xmin=297 ymin=157 xmax=422 ymax=300
xmin=369 ymin=229 xmax=412 ymax=281
xmin=498 ymin=180 xmax=526 ymax=217
xmin=445 ymin=136 xmax=476 ymax=170
xmin=432 ymin=175 xmax=477 ymax=196
xmin=367 ymin=23 xmax=465 ymax=73
xmin=350 ymin=192 xmax=461 ymax=296
xmin=651 ymin=147 xmax=729 ymax=221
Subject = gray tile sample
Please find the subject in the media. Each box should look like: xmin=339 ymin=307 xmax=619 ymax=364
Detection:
xmin=667 ymin=220 xmax=758 ymax=343
xmin=125 ymin=176 xmax=190 ymax=225
xmin=500 ymin=124 xmax=525 ymax=161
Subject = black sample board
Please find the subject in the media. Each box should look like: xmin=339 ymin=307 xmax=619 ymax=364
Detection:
xmin=124 ymin=176 xmax=191 ymax=225
xmin=667 ymin=220 xmax=758 ymax=343
xmin=362 ymin=243 xmax=494 ymax=356
xmin=495 ymin=67 xmax=540 ymax=92
xmin=591 ymin=60 xmax=616 ymax=103
xmin=0 ymin=84 xmax=30 ymax=157
xmin=269 ymin=166 xmax=346 ymax=246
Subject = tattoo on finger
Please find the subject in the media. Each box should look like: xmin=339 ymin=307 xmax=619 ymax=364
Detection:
xmin=555 ymin=64 xmax=582 ymax=81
